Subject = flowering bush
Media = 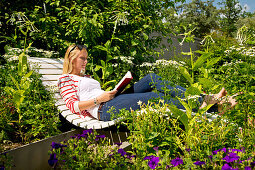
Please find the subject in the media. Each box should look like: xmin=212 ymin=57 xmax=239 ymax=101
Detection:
xmin=48 ymin=129 xmax=136 ymax=169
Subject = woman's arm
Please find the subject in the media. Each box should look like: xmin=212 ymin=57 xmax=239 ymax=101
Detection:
xmin=78 ymin=90 xmax=117 ymax=111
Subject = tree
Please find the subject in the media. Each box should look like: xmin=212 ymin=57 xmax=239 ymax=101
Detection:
xmin=166 ymin=0 xmax=220 ymax=38
xmin=219 ymin=0 xmax=243 ymax=37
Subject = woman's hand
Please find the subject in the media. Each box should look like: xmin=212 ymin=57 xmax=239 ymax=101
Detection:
xmin=97 ymin=90 xmax=118 ymax=103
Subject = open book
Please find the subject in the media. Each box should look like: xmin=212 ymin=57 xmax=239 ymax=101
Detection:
xmin=113 ymin=71 xmax=133 ymax=93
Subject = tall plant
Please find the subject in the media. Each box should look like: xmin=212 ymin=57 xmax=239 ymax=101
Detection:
xmin=4 ymin=43 xmax=33 ymax=142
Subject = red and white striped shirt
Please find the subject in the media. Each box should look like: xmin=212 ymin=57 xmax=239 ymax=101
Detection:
xmin=58 ymin=74 xmax=94 ymax=119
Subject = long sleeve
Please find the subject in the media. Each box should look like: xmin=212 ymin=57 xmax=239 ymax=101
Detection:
xmin=58 ymin=75 xmax=80 ymax=114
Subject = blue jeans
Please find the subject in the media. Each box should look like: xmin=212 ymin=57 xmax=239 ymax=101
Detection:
xmin=99 ymin=73 xmax=203 ymax=121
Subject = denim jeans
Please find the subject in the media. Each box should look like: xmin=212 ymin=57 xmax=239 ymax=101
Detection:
xmin=99 ymin=73 xmax=204 ymax=121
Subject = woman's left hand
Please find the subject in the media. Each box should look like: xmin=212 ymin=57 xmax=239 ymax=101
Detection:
xmin=97 ymin=90 xmax=118 ymax=103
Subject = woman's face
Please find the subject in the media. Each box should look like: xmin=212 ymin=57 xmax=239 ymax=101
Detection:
xmin=71 ymin=49 xmax=88 ymax=75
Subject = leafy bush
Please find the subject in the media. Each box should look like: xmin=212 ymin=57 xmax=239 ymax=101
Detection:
xmin=0 ymin=46 xmax=61 ymax=150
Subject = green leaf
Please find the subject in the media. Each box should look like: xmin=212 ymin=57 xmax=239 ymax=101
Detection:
xmin=143 ymin=25 xmax=149 ymax=29
xmin=95 ymin=65 xmax=103 ymax=71
xmin=168 ymin=105 xmax=189 ymax=131
xmin=198 ymin=78 xmax=214 ymax=89
xmin=94 ymin=45 xmax=107 ymax=52
xmin=206 ymin=57 xmax=221 ymax=68
xmin=131 ymin=40 xmax=138 ymax=46
xmin=112 ymin=37 xmax=123 ymax=41
xmin=158 ymin=142 xmax=170 ymax=147
xmin=148 ymin=132 xmax=159 ymax=140
xmin=193 ymin=52 xmax=212 ymax=71
xmin=4 ymin=86 xmax=14 ymax=96
xmin=21 ymin=71 xmax=33 ymax=85
xmin=104 ymin=40 xmax=111 ymax=49
xmin=10 ymin=75 xmax=20 ymax=90
xmin=100 ymin=60 xmax=106 ymax=67
xmin=181 ymin=52 xmax=192 ymax=56
xmin=179 ymin=67 xmax=193 ymax=85
xmin=131 ymin=50 xmax=137 ymax=56
xmin=177 ymin=98 xmax=192 ymax=119
xmin=143 ymin=33 xmax=148 ymax=40
xmin=185 ymin=86 xmax=201 ymax=98
xmin=102 ymin=80 xmax=116 ymax=90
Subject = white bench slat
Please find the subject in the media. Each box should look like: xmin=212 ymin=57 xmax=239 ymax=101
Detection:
xmin=35 ymin=63 xmax=63 ymax=69
xmin=57 ymin=105 xmax=69 ymax=112
xmin=66 ymin=114 xmax=81 ymax=123
xmin=29 ymin=57 xmax=64 ymax=64
xmin=38 ymin=69 xmax=63 ymax=75
xmin=42 ymin=81 xmax=58 ymax=87
xmin=61 ymin=110 xmax=73 ymax=118
xmin=73 ymin=118 xmax=94 ymax=126
xmin=30 ymin=63 xmax=63 ymax=69
xmin=55 ymin=100 xmax=65 ymax=107
xmin=41 ymin=75 xmax=62 ymax=81
xmin=79 ymin=120 xmax=101 ymax=129
xmin=53 ymin=93 xmax=62 ymax=100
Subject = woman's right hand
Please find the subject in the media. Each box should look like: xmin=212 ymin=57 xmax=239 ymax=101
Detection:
xmin=98 ymin=90 xmax=118 ymax=103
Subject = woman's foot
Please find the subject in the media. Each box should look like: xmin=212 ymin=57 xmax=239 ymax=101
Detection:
xmin=199 ymin=87 xmax=227 ymax=110
xmin=217 ymin=93 xmax=239 ymax=115
xmin=199 ymin=87 xmax=239 ymax=115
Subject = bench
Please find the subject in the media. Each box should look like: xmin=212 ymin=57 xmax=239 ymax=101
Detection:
xmin=28 ymin=57 xmax=121 ymax=130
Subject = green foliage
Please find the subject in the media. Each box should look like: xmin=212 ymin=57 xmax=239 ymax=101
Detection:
xmin=172 ymin=0 xmax=219 ymax=38
xmin=0 ymin=46 xmax=61 ymax=147
xmin=219 ymin=0 xmax=243 ymax=37
xmin=48 ymin=129 xmax=136 ymax=169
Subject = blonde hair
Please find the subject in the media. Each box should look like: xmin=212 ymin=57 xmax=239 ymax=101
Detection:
xmin=62 ymin=44 xmax=87 ymax=74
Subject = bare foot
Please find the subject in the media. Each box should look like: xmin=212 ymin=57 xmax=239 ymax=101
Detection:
xmin=218 ymin=93 xmax=239 ymax=115
xmin=199 ymin=87 xmax=227 ymax=110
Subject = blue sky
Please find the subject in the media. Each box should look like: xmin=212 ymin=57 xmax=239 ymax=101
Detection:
xmin=185 ymin=0 xmax=255 ymax=13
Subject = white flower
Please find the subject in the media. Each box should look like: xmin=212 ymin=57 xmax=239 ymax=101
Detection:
xmin=137 ymin=100 xmax=143 ymax=106
xmin=187 ymin=95 xmax=200 ymax=100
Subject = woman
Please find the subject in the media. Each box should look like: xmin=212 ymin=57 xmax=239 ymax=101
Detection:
xmin=58 ymin=44 xmax=236 ymax=121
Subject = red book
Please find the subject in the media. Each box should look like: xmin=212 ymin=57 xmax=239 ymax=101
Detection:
xmin=114 ymin=71 xmax=133 ymax=93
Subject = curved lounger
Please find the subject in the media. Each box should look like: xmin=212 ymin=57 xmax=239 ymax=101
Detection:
xmin=28 ymin=57 xmax=219 ymax=130
xmin=28 ymin=57 xmax=121 ymax=129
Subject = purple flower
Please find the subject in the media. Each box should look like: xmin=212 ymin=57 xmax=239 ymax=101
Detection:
xmin=148 ymin=156 xmax=160 ymax=169
xmin=171 ymin=157 xmax=183 ymax=167
xmin=83 ymin=129 xmax=93 ymax=135
xmin=72 ymin=156 xmax=77 ymax=161
xmin=244 ymin=167 xmax=251 ymax=170
xmin=231 ymin=149 xmax=243 ymax=153
xmin=213 ymin=148 xmax=222 ymax=155
xmin=95 ymin=135 xmax=105 ymax=141
xmin=213 ymin=148 xmax=227 ymax=155
xmin=48 ymin=153 xmax=58 ymax=167
xmin=118 ymin=149 xmax=126 ymax=156
xmin=144 ymin=155 xmax=154 ymax=160
xmin=185 ymin=148 xmax=191 ymax=152
xmin=222 ymin=153 xmax=240 ymax=163
xmin=126 ymin=154 xmax=136 ymax=159
xmin=222 ymin=163 xmax=234 ymax=170
xmin=194 ymin=161 xmax=205 ymax=166
xmin=251 ymin=161 xmax=255 ymax=168
xmin=51 ymin=142 xmax=67 ymax=149
xmin=221 ymin=148 xmax=227 ymax=153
